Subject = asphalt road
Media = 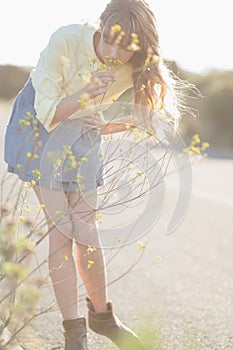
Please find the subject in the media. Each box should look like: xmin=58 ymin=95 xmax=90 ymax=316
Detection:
xmin=1 ymin=100 xmax=233 ymax=350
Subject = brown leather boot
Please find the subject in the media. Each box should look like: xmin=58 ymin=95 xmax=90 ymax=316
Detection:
xmin=63 ymin=317 xmax=88 ymax=350
xmin=86 ymin=297 xmax=145 ymax=350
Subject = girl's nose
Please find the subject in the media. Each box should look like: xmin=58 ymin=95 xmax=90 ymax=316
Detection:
xmin=109 ymin=45 xmax=119 ymax=60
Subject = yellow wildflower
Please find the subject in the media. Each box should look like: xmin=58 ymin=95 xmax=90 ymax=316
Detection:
xmin=95 ymin=211 xmax=103 ymax=224
xmin=23 ymin=182 xmax=31 ymax=188
xmin=19 ymin=119 xmax=30 ymax=126
xmin=152 ymin=55 xmax=160 ymax=65
xmin=127 ymin=33 xmax=140 ymax=51
xmin=87 ymin=260 xmax=95 ymax=269
xmin=190 ymin=146 xmax=201 ymax=155
xmin=201 ymin=142 xmax=210 ymax=151
xmin=36 ymin=203 xmax=45 ymax=212
xmin=115 ymin=235 xmax=121 ymax=242
xmin=69 ymin=155 xmax=78 ymax=169
xmin=114 ymin=31 xmax=125 ymax=45
xmin=24 ymin=204 xmax=30 ymax=213
xmin=82 ymin=70 xmax=92 ymax=83
xmin=86 ymin=246 xmax=97 ymax=254
xmin=137 ymin=241 xmax=146 ymax=250
xmin=32 ymin=168 xmax=41 ymax=180
xmin=19 ymin=215 xmax=25 ymax=223
xmin=192 ymin=134 xmax=201 ymax=145
xmin=60 ymin=55 xmax=70 ymax=65
xmin=81 ymin=92 xmax=90 ymax=102
xmin=145 ymin=47 xmax=153 ymax=65
xmin=147 ymin=130 xmax=154 ymax=136
xmin=160 ymin=102 xmax=165 ymax=110
xmin=76 ymin=174 xmax=84 ymax=181
xmin=26 ymin=112 xmax=33 ymax=118
xmin=110 ymin=24 xmax=122 ymax=37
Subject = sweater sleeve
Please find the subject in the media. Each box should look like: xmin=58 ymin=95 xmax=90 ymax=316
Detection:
xmin=30 ymin=27 xmax=68 ymax=132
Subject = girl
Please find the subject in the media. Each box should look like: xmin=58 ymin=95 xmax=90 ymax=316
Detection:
xmin=4 ymin=0 xmax=181 ymax=349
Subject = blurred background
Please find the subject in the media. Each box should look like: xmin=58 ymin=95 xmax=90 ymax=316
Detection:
xmin=0 ymin=0 xmax=232 ymax=157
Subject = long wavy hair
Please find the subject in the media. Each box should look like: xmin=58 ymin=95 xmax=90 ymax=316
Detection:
xmin=99 ymin=0 xmax=181 ymax=132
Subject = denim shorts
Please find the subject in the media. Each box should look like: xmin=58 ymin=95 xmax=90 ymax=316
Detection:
xmin=4 ymin=78 xmax=104 ymax=192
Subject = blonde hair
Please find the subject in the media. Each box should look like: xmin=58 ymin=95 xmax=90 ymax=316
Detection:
xmin=99 ymin=0 xmax=181 ymax=132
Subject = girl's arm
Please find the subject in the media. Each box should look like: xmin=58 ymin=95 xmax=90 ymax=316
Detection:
xmin=50 ymin=71 xmax=116 ymax=128
xmin=100 ymin=121 xmax=132 ymax=134
xmin=99 ymin=116 xmax=138 ymax=134
xmin=83 ymin=115 xmax=139 ymax=135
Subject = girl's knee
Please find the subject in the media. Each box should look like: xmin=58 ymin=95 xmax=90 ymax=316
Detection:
xmin=75 ymin=225 xmax=101 ymax=247
xmin=49 ymin=224 xmax=73 ymax=258
xmin=49 ymin=220 xmax=74 ymax=241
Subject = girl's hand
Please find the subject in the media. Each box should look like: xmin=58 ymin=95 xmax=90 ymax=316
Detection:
xmin=81 ymin=114 xmax=131 ymax=134
xmin=99 ymin=116 xmax=138 ymax=135
xmin=97 ymin=122 xmax=132 ymax=135
xmin=81 ymin=113 xmax=103 ymax=130
xmin=82 ymin=115 xmax=138 ymax=135
xmin=81 ymin=71 xmax=116 ymax=100
xmin=83 ymin=117 xmax=136 ymax=135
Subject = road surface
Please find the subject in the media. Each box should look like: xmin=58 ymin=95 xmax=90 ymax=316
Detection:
xmin=1 ymin=100 xmax=232 ymax=350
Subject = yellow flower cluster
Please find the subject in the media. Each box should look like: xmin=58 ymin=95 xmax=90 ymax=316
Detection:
xmin=145 ymin=47 xmax=160 ymax=67
xmin=31 ymin=168 xmax=41 ymax=180
xmin=109 ymin=24 xmax=141 ymax=51
xmin=78 ymin=92 xmax=90 ymax=108
xmin=36 ymin=203 xmax=45 ymax=212
xmin=110 ymin=24 xmax=122 ymax=36
xmin=86 ymin=245 xmax=97 ymax=255
xmin=18 ymin=112 xmax=40 ymax=139
xmin=26 ymin=152 xmax=38 ymax=160
xmin=103 ymin=56 xmax=123 ymax=72
xmin=69 ymin=154 xmax=78 ymax=169
xmin=110 ymin=24 xmax=125 ymax=45
xmin=183 ymin=134 xmax=210 ymax=156
xmin=60 ymin=55 xmax=70 ymax=66
xmin=95 ymin=210 xmax=103 ymax=224
xmin=127 ymin=33 xmax=140 ymax=52
xmin=137 ymin=241 xmax=147 ymax=250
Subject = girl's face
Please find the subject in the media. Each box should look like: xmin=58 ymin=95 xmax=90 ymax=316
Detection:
xmin=97 ymin=31 xmax=135 ymax=66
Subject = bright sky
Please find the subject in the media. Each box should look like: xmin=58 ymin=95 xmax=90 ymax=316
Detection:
xmin=0 ymin=0 xmax=232 ymax=73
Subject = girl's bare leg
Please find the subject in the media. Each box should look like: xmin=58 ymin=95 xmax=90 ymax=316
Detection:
xmin=67 ymin=189 xmax=144 ymax=349
xmin=33 ymin=185 xmax=79 ymax=320
xmin=68 ymin=189 xmax=108 ymax=313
